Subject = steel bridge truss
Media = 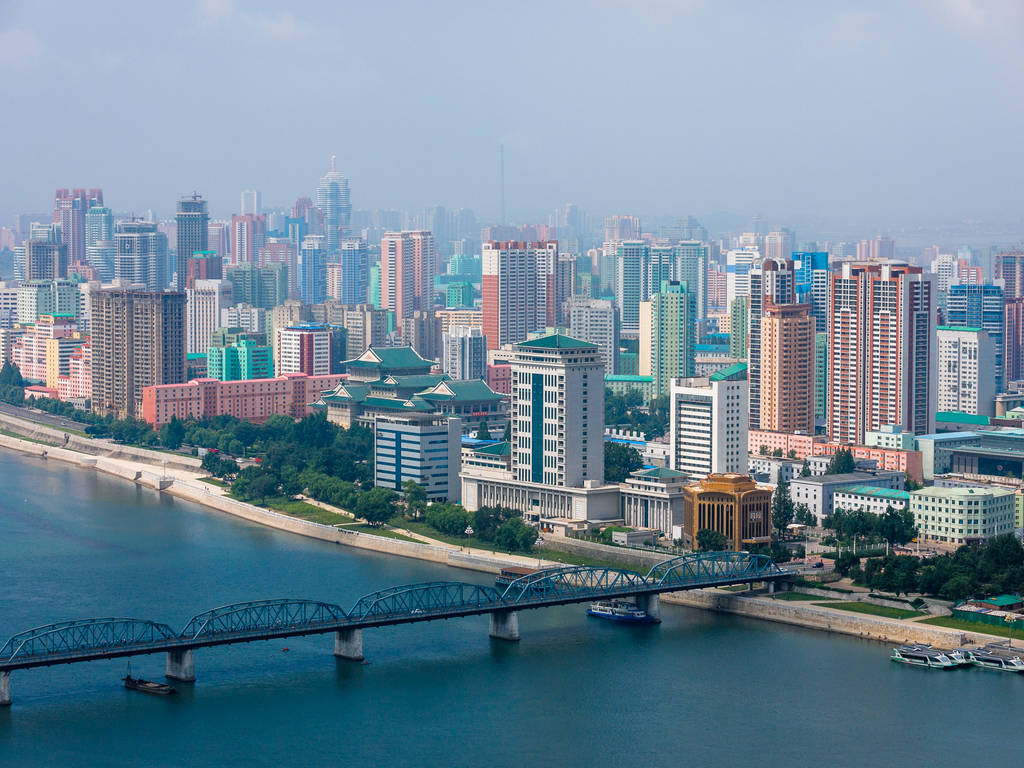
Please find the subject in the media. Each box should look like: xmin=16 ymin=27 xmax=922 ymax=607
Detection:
xmin=0 ymin=551 xmax=788 ymax=670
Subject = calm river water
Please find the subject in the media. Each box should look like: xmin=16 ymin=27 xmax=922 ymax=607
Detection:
xmin=0 ymin=451 xmax=1018 ymax=767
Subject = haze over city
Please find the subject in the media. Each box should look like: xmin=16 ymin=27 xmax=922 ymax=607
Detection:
xmin=2 ymin=0 xmax=1024 ymax=233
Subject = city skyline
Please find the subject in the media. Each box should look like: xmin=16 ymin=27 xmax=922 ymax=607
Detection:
xmin=2 ymin=1 xmax=1024 ymax=231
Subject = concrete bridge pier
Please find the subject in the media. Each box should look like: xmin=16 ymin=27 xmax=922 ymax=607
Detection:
xmin=166 ymin=649 xmax=196 ymax=682
xmin=636 ymin=593 xmax=661 ymax=622
xmin=334 ymin=629 xmax=363 ymax=661
xmin=489 ymin=610 xmax=520 ymax=641
xmin=0 ymin=671 xmax=10 ymax=707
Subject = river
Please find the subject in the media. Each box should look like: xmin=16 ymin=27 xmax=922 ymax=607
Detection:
xmin=0 ymin=450 xmax=1018 ymax=767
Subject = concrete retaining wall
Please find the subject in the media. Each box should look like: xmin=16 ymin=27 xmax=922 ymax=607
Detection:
xmin=540 ymin=535 xmax=670 ymax=569
xmin=788 ymin=585 xmax=948 ymax=616
xmin=662 ymin=590 xmax=984 ymax=646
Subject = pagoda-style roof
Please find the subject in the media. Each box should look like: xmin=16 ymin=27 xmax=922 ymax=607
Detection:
xmin=343 ymin=345 xmax=434 ymax=372
xmin=416 ymin=379 xmax=505 ymax=402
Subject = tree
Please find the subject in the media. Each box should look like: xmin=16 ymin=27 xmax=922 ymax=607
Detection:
xmin=835 ymin=552 xmax=860 ymax=577
xmin=355 ymin=487 xmax=399 ymax=526
xmin=0 ymin=361 xmax=24 ymax=389
xmin=160 ymin=415 xmax=185 ymax=450
xmin=495 ymin=517 xmax=537 ymax=552
xmin=825 ymin=448 xmax=856 ymax=475
xmin=759 ymin=445 xmax=769 ymax=456
xmin=696 ymin=528 xmax=728 ymax=552
xmin=905 ymin=473 xmax=921 ymax=491
xmin=604 ymin=441 xmax=643 ymax=483
xmin=771 ymin=478 xmax=795 ymax=535
xmin=800 ymin=459 xmax=811 ymax=477
xmin=401 ymin=479 xmax=428 ymax=520
xmin=772 ymin=447 xmax=783 ymax=457
xmin=787 ymin=449 xmax=797 ymax=459
xmin=476 ymin=421 xmax=492 ymax=440
xmin=878 ymin=505 xmax=917 ymax=547
xmin=794 ymin=503 xmax=815 ymax=527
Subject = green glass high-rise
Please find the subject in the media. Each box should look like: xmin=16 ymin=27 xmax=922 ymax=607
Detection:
xmin=206 ymin=329 xmax=273 ymax=381
xmin=645 ymin=280 xmax=696 ymax=397
xmin=729 ymin=297 xmax=748 ymax=360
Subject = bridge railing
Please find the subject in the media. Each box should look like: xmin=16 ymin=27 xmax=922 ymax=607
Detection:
xmin=180 ymin=599 xmax=349 ymax=641
xmin=0 ymin=618 xmax=179 ymax=665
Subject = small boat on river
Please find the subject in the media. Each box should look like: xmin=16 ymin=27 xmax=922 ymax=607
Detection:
xmin=586 ymin=600 xmax=657 ymax=624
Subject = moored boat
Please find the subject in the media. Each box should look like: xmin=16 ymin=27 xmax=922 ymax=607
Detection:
xmin=890 ymin=644 xmax=963 ymax=669
xmin=586 ymin=600 xmax=657 ymax=624
xmin=123 ymin=673 xmax=176 ymax=695
xmin=968 ymin=644 xmax=1024 ymax=673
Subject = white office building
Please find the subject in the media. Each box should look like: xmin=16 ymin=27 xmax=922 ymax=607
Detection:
xmin=185 ymin=279 xmax=233 ymax=355
xmin=726 ymin=246 xmax=759 ymax=305
xmin=936 ymin=326 xmax=996 ymax=416
xmin=567 ymin=297 xmax=619 ymax=374
xmin=669 ymin=363 xmax=748 ymax=478
xmin=221 ymin=302 xmax=266 ymax=334
xmin=910 ymin=485 xmax=1014 ymax=546
xmin=442 ymin=325 xmax=487 ymax=380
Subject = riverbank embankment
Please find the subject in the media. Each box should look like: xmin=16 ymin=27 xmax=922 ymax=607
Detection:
xmin=0 ymin=419 xmax=1008 ymax=649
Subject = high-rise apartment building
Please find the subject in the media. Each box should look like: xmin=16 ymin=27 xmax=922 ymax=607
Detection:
xmin=615 ymin=240 xmax=649 ymax=335
xmin=764 ymin=230 xmax=795 ymax=263
xmin=85 ymin=206 xmax=113 ymax=249
xmin=481 ymin=240 xmax=553 ymax=349
xmin=207 ymin=329 xmax=272 ymax=381
xmin=443 ymin=325 xmax=487 ymax=380
xmin=640 ymin=281 xmax=696 ymax=397
xmin=24 ymin=240 xmax=68 ymax=281
xmin=729 ymin=297 xmax=748 ymax=359
xmin=828 ymin=262 xmax=936 ymax=444
xmin=91 ymin=289 xmax=186 ymax=418
xmin=674 ymin=241 xmax=710 ymax=319
xmin=815 ymin=332 xmax=829 ymax=422
xmin=747 ymin=258 xmax=796 ymax=431
xmin=316 ymin=156 xmax=351 ymax=254
xmin=240 ymin=189 xmax=262 ymax=216
xmin=381 ymin=230 xmax=436 ymax=321
xmin=298 ymin=234 xmax=327 ymax=304
xmin=226 ymin=262 xmax=288 ymax=309
xmin=185 ymin=250 xmax=223 ymax=289
xmin=54 ymin=188 xmax=102 ymax=264
xmin=208 ymin=221 xmax=231 ymax=262
xmin=856 ymin=236 xmax=895 ymax=261
xmin=332 ymin=238 xmax=368 ymax=305
xmin=400 ymin=310 xmax=443 ymax=361
xmin=510 ymin=335 xmax=604 ymax=487
xmin=114 ymin=220 xmax=168 ymax=289
xmin=604 ymin=214 xmax=641 ymax=241
xmin=669 ymin=364 xmax=749 ymax=478
xmin=726 ymin=246 xmax=759 ymax=306
xmin=567 ymin=297 xmax=619 ymax=375
xmin=1005 ymin=298 xmax=1024 ymax=385
xmin=185 ymin=279 xmax=232 ymax=355
xmin=336 ymin=304 xmax=387 ymax=359
xmin=997 ymin=251 xmax=1024 ymax=299
xmin=221 ymin=303 xmax=266 ymax=334
xmin=936 ymin=327 xmax=996 ymax=416
xmin=259 ymin=238 xmax=299 ymax=295
xmin=946 ymin=283 xmax=1005 ymax=393
xmin=175 ymin=194 xmax=209 ymax=290
xmin=760 ymin=303 xmax=815 ymax=434
xmin=230 ymin=214 xmax=266 ymax=266
xmin=275 ymin=324 xmax=345 ymax=376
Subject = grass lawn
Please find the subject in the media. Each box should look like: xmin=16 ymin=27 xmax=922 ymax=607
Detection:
xmin=334 ymin=522 xmax=420 ymax=542
xmin=198 ymin=476 xmax=228 ymax=487
xmin=813 ymin=601 xmax=923 ymax=619
xmin=392 ymin=518 xmax=507 ymax=552
xmin=771 ymin=592 xmax=822 ymax=601
xmin=918 ymin=616 xmax=1022 ymax=640
xmin=263 ymin=497 xmax=351 ymax=526
xmin=0 ymin=428 xmax=54 ymax=446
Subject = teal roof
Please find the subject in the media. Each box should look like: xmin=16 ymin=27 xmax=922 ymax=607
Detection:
xmin=187 ymin=353 xmax=207 ymax=360
xmin=937 ymin=325 xmax=984 ymax=333
xmin=835 ymin=485 xmax=911 ymax=501
xmin=605 ymin=375 xmax=654 ymax=383
xmin=517 ymin=334 xmax=595 ymax=350
xmin=361 ymin=396 xmax=433 ymax=411
xmin=710 ymin=362 xmax=748 ymax=381
xmin=632 ymin=466 xmax=687 ymax=479
xmin=937 ymin=411 xmax=990 ymax=425
xmin=343 ymin=345 xmax=433 ymax=370
xmin=417 ymin=379 xmax=504 ymax=402
xmin=978 ymin=595 xmax=1023 ymax=607
xmin=379 ymin=374 xmax=450 ymax=389
xmin=318 ymin=383 xmax=370 ymax=404
xmin=473 ymin=441 xmax=511 ymax=456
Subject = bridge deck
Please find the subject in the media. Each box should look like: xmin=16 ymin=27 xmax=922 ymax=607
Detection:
xmin=1 ymin=552 xmax=791 ymax=672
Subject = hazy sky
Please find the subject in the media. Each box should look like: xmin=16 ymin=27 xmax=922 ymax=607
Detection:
xmin=1 ymin=0 xmax=1023 ymax=230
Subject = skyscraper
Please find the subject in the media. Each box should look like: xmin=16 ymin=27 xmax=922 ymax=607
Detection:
xmin=946 ymin=283 xmax=1005 ymax=394
xmin=443 ymin=325 xmax=487 ymax=380
xmin=1006 ymin=297 xmax=1024 ymax=385
xmin=936 ymin=327 xmax=995 ymax=416
xmin=604 ymin=215 xmax=641 ymax=241
xmin=175 ymin=194 xmax=209 ymax=290
xmin=856 ymin=236 xmax=895 ymax=261
xmin=640 ymin=281 xmax=696 ymax=397
xmin=669 ymin=366 xmax=749 ymax=478
xmin=828 ymin=262 xmax=936 ymax=444
xmin=114 ymin=220 xmax=167 ymax=289
xmin=185 ymin=279 xmax=232 ymax=355
xmin=764 ymin=230 xmax=795 ymax=263
xmin=726 ymin=246 xmax=759 ymax=306
xmin=24 ymin=240 xmax=68 ymax=281
xmin=226 ymin=262 xmax=288 ymax=309
xmin=615 ymin=240 xmax=650 ymax=335
xmin=510 ymin=334 xmax=604 ymax=488
xmin=481 ymin=241 xmax=553 ymax=349
xmin=91 ymin=289 xmax=186 ymax=418
xmin=85 ymin=206 xmax=113 ymax=250
xmin=316 ymin=156 xmax=351 ymax=254
xmin=997 ymin=250 xmax=1024 ymax=299
xmin=747 ymin=258 xmax=795 ymax=431
xmin=760 ymin=302 xmax=814 ymax=434
xmin=54 ymin=188 xmax=102 ymax=265
xmin=298 ymin=234 xmax=328 ymax=304
xmin=567 ymin=297 xmax=619 ymax=375
xmin=381 ymin=231 xmax=436 ymax=322
xmin=337 ymin=238 xmax=369 ymax=305
xmin=230 ymin=214 xmax=266 ymax=266
xmin=240 ymin=189 xmax=262 ymax=216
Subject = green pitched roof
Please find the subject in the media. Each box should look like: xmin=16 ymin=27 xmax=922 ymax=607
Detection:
xmin=417 ymin=379 xmax=504 ymax=401
xmin=343 ymin=345 xmax=434 ymax=370
xmin=361 ymin=395 xmax=433 ymax=411
xmin=517 ymin=334 xmax=596 ymax=350
xmin=379 ymin=374 xmax=450 ymax=389
xmin=936 ymin=411 xmax=990 ymax=425
xmin=978 ymin=595 xmax=1023 ymax=607
xmin=632 ymin=466 xmax=687 ymax=479
xmin=473 ymin=441 xmax=511 ymax=456
xmin=710 ymin=361 xmax=748 ymax=381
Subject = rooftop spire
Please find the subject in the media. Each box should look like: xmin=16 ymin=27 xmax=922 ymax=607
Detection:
xmin=330 ymin=155 xmax=336 ymax=172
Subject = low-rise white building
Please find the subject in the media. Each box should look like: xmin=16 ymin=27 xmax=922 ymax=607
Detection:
xmin=910 ymin=485 xmax=1015 ymax=546
xmin=832 ymin=485 xmax=911 ymax=516
xmin=619 ymin=467 xmax=689 ymax=534
xmin=790 ymin=471 xmax=904 ymax=524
